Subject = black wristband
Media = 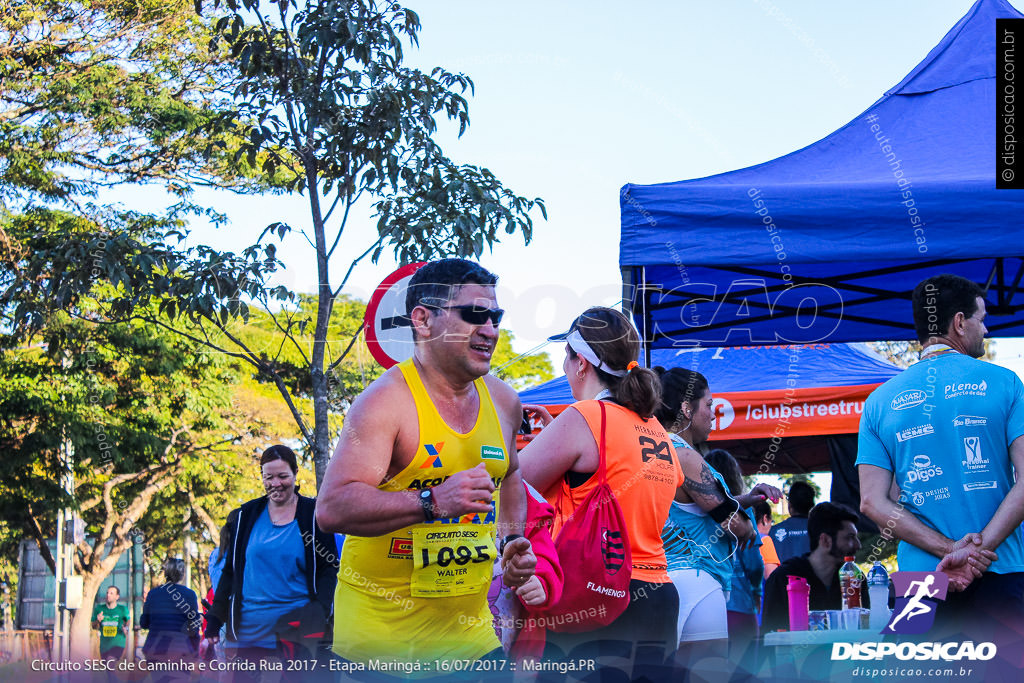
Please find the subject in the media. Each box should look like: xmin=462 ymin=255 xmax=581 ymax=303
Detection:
xmin=419 ymin=488 xmax=436 ymax=522
xmin=708 ymin=498 xmax=741 ymax=524
xmin=499 ymin=534 xmax=523 ymax=554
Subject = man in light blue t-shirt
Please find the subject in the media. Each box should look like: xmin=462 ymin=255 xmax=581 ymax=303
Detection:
xmin=858 ymin=274 xmax=1024 ymax=635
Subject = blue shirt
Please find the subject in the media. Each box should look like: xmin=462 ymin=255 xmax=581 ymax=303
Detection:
xmin=230 ymin=507 xmax=310 ymax=648
xmin=140 ymin=583 xmax=200 ymax=656
xmin=768 ymin=516 xmax=809 ymax=563
xmin=727 ymin=509 xmax=765 ymax=615
xmin=209 ymin=547 xmax=225 ymax=594
xmin=662 ymin=436 xmax=737 ymax=590
xmin=857 ymin=352 xmax=1024 ymax=573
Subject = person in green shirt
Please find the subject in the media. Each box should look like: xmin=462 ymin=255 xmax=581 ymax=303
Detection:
xmin=92 ymin=585 xmax=129 ymax=660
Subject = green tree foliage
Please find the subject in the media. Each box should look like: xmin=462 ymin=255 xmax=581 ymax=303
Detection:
xmin=491 ymin=330 xmax=554 ymax=392
xmin=1 ymin=0 xmax=546 ymax=487
xmin=780 ymin=473 xmax=822 ymax=502
xmin=0 ymin=298 xmax=268 ymax=657
xmin=869 ymin=339 xmax=995 ymax=368
xmin=0 ymin=0 xmax=248 ymax=202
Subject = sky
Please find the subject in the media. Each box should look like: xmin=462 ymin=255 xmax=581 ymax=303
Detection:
xmin=111 ymin=0 xmax=1024 ymax=379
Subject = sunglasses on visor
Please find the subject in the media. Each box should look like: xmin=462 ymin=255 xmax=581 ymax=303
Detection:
xmin=426 ymin=304 xmax=504 ymax=326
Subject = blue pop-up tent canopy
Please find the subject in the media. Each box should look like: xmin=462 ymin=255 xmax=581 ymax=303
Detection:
xmin=620 ymin=0 xmax=1024 ymax=351
xmin=520 ymin=344 xmax=899 ymax=518
xmin=519 ymin=343 xmax=898 ymax=404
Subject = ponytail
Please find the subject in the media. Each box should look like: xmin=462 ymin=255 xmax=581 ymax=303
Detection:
xmin=566 ymin=307 xmax=661 ymax=419
xmin=611 ymin=365 xmax=662 ymax=418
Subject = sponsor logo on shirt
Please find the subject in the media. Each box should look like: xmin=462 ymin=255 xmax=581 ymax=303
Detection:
xmin=895 ymin=424 xmax=934 ymax=442
xmin=891 ymin=390 xmax=926 ymax=411
xmin=480 ymin=445 xmax=505 ymax=461
xmin=961 ymin=437 xmax=990 ymax=469
xmin=388 ymin=537 xmax=413 ymax=559
xmin=964 ymin=481 xmax=998 ymax=491
xmin=952 ymin=414 xmax=988 ymax=428
xmin=419 ymin=442 xmax=445 ymax=468
xmin=912 ymin=492 xmax=925 ymax=506
xmin=905 ymin=454 xmax=943 ymax=484
xmin=408 ymin=475 xmax=450 ymax=490
xmin=773 ymin=528 xmax=788 ymax=542
xmin=944 ymin=380 xmax=987 ymax=399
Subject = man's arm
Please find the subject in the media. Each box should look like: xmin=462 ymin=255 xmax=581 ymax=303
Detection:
xmin=859 ymin=464 xmax=959 ymax=559
xmin=493 ymin=379 xmax=526 ymax=540
xmin=979 ymin=435 xmax=1024 ymax=552
xmin=316 ymin=375 xmax=494 ymax=536
xmin=489 ymin=378 xmax=535 ymax=588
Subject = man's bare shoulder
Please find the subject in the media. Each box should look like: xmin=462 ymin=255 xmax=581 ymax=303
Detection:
xmin=483 ymin=374 xmax=522 ymax=419
xmin=348 ymin=366 xmax=414 ymax=419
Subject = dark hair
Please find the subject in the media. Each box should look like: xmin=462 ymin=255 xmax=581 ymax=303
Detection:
xmin=565 ymin=307 xmax=661 ymax=418
xmin=218 ymin=522 xmax=232 ymax=555
xmin=653 ymin=367 xmax=710 ymax=432
xmin=787 ymin=480 xmax=816 ymax=517
xmin=704 ymin=449 xmax=743 ymax=497
xmin=807 ymin=502 xmax=858 ymax=552
xmin=163 ymin=557 xmax=185 ymax=584
xmin=406 ymin=259 xmax=498 ymax=316
xmin=912 ymin=274 xmax=985 ymax=344
xmin=752 ymin=500 xmax=772 ymax=526
xmin=106 ymin=585 xmax=121 ymax=597
xmin=260 ymin=444 xmax=298 ymax=475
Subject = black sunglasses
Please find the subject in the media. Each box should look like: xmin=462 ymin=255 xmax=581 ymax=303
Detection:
xmin=426 ymin=304 xmax=504 ymax=326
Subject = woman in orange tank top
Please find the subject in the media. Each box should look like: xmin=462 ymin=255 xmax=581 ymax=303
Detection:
xmin=519 ymin=307 xmax=679 ymax=682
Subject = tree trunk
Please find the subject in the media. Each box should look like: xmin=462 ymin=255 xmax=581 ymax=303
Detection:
xmin=69 ymin=572 xmax=104 ymax=661
xmin=307 ymin=163 xmax=333 ymax=491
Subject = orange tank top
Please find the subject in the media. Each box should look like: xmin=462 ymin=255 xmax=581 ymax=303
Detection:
xmin=546 ymin=400 xmax=680 ymax=583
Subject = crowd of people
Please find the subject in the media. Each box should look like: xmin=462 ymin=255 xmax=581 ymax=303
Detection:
xmin=96 ymin=262 xmax=1023 ymax=681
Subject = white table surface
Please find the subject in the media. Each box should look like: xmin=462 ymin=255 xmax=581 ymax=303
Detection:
xmin=763 ymin=629 xmax=886 ymax=647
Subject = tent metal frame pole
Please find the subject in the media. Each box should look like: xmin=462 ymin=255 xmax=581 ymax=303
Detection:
xmin=641 ymin=267 xmax=651 ymax=368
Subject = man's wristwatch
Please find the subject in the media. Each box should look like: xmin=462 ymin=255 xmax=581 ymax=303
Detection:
xmin=420 ymin=488 xmax=436 ymax=522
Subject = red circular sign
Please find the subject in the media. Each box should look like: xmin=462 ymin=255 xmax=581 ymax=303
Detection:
xmin=363 ymin=262 xmax=427 ymax=368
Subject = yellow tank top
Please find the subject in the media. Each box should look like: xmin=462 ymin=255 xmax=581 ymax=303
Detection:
xmin=333 ymin=358 xmax=509 ymax=671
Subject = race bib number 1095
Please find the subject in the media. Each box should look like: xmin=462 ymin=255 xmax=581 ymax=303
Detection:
xmin=410 ymin=525 xmax=494 ymax=598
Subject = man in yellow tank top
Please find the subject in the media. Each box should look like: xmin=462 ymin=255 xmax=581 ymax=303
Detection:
xmin=317 ymin=259 xmax=535 ymax=674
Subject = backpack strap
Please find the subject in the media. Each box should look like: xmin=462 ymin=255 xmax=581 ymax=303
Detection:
xmin=596 ymin=400 xmax=609 ymax=484
xmin=555 ymin=399 xmax=610 ymax=528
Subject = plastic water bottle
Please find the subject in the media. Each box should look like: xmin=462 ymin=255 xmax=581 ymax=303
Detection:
xmin=867 ymin=561 xmax=890 ymax=629
xmin=839 ymin=556 xmax=864 ymax=610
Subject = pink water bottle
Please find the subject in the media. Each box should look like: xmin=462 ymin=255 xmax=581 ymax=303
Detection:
xmin=787 ymin=575 xmax=810 ymax=631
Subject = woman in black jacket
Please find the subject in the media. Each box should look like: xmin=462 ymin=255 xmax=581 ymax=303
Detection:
xmin=205 ymin=445 xmax=338 ymax=669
